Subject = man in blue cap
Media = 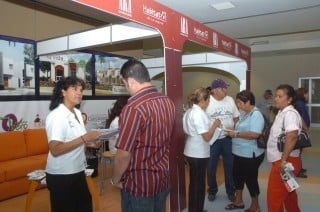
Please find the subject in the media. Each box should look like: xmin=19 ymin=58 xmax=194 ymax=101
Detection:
xmin=206 ymin=79 xmax=240 ymax=202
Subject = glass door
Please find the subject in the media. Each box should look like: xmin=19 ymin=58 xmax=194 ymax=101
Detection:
xmin=299 ymin=78 xmax=320 ymax=127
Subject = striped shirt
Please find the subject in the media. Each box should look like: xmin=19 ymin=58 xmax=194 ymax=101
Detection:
xmin=116 ymin=86 xmax=175 ymax=197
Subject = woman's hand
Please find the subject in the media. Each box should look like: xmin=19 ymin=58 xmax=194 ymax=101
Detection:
xmin=227 ymin=130 xmax=238 ymax=138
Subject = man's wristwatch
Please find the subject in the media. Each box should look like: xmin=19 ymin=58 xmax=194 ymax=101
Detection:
xmin=110 ymin=178 xmax=119 ymax=185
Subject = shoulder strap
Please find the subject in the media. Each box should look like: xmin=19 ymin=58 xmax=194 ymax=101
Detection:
xmin=282 ymin=109 xmax=302 ymax=132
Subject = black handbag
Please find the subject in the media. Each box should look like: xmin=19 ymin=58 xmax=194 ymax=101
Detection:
xmin=277 ymin=110 xmax=312 ymax=152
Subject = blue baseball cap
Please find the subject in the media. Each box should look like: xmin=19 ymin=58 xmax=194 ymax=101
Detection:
xmin=211 ymin=79 xmax=229 ymax=89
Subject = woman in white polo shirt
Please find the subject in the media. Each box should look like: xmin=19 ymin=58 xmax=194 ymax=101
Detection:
xmin=45 ymin=76 xmax=101 ymax=212
xmin=266 ymin=84 xmax=302 ymax=211
xmin=183 ymin=87 xmax=221 ymax=212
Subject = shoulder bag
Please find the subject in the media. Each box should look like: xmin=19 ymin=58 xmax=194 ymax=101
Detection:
xmin=277 ymin=110 xmax=312 ymax=152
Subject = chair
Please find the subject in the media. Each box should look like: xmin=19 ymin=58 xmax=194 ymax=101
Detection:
xmin=99 ymin=141 xmax=116 ymax=195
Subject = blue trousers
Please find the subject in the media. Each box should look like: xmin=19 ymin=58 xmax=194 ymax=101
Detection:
xmin=121 ymin=188 xmax=170 ymax=212
xmin=207 ymin=136 xmax=234 ymax=195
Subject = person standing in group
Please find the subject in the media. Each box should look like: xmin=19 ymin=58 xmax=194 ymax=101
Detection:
xmin=105 ymin=96 xmax=128 ymax=154
xmin=206 ymin=79 xmax=240 ymax=202
xmin=267 ymin=84 xmax=301 ymax=211
xmin=224 ymin=90 xmax=265 ymax=212
xmin=110 ymin=59 xmax=175 ymax=212
xmin=295 ymin=87 xmax=311 ymax=178
xmin=183 ymin=87 xmax=221 ymax=212
xmin=45 ymin=76 xmax=102 ymax=212
xmin=256 ymin=89 xmax=274 ymax=123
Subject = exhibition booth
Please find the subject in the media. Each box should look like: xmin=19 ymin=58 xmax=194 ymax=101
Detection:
xmin=0 ymin=0 xmax=251 ymax=210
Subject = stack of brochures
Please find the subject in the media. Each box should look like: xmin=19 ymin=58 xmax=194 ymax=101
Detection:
xmin=27 ymin=170 xmax=46 ymax=180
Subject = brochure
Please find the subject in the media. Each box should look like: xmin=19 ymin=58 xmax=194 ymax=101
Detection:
xmin=209 ymin=127 xmax=222 ymax=145
xmin=91 ymin=128 xmax=119 ymax=143
xmin=280 ymin=162 xmax=300 ymax=192
xmin=27 ymin=170 xmax=46 ymax=180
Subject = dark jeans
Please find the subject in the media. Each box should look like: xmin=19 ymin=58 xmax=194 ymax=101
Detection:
xmin=46 ymin=171 xmax=92 ymax=212
xmin=121 ymin=188 xmax=170 ymax=212
xmin=186 ymin=156 xmax=208 ymax=212
xmin=207 ymin=136 xmax=234 ymax=195
xmin=233 ymin=153 xmax=265 ymax=197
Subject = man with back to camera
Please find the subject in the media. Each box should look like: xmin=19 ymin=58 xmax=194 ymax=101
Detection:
xmin=110 ymin=58 xmax=176 ymax=212
xmin=206 ymin=79 xmax=240 ymax=202
xmin=256 ymin=89 xmax=274 ymax=123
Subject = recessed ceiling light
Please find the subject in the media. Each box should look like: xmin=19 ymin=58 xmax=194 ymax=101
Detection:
xmin=210 ymin=2 xmax=235 ymax=10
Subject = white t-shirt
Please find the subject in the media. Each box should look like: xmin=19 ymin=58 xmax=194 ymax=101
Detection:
xmin=267 ymin=105 xmax=301 ymax=162
xmin=206 ymin=95 xmax=240 ymax=139
xmin=183 ymin=104 xmax=210 ymax=158
xmin=45 ymin=104 xmax=87 ymax=174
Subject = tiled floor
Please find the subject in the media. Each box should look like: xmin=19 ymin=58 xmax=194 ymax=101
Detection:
xmin=1 ymin=129 xmax=319 ymax=211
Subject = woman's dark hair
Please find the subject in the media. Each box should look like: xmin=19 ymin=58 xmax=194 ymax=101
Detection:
xmin=187 ymin=87 xmax=210 ymax=107
xmin=105 ymin=96 xmax=129 ymax=128
xmin=296 ymin=87 xmax=308 ymax=102
xmin=120 ymin=58 xmax=150 ymax=83
xmin=276 ymin=84 xmax=297 ymax=106
xmin=49 ymin=76 xmax=85 ymax=111
xmin=236 ymin=90 xmax=255 ymax=105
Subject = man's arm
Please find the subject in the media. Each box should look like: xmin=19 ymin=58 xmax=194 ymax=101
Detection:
xmin=112 ymin=149 xmax=131 ymax=186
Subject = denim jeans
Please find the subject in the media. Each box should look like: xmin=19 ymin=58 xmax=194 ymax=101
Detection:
xmin=121 ymin=188 xmax=170 ymax=212
xmin=207 ymin=136 xmax=234 ymax=195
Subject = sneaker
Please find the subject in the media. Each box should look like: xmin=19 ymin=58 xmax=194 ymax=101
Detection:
xmin=300 ymin=168 xmax=307 ymax=173
xmin=297 ymin=172 xmax=307 ymax=178
xmin=228 ymin=194 xmax=236 ymax=202
xmin=208 ymin=194 xmax=216 ymax=202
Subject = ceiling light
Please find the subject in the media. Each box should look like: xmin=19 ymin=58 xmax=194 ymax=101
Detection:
xmin=250 ymin=40 xmax=269 ymax=46
xmin=210 ymin=2 xmax=235 ymax=10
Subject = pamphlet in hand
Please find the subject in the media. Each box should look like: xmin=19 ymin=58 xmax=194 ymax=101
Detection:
xmin=209 ymin=127 xmax=222 ymax=145
xmin=280 ymin=162 xmax=300 ymax=192
xmin=91 ymin=128 xmax=119 ymax=143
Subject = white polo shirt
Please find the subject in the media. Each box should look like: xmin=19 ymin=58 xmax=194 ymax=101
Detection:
xmin=45 ymin=104 xmax=87 ymax=174
xmin=267 ymin=105 xmax=301 ymax=162
xmin=183 ymin=104 xmax=211 ymax=158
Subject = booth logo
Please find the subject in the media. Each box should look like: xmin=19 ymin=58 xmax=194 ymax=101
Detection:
xmin=221 ymin=39 xmax=232 ymax=51
xmin=235 ymin=43 xmax=239 ymax=56
xmin=180 ymin=16 xmax=188 ymax=37
xmin=143 ymin=5 xmax=167 ymax=25
xmin=213 ymin=32 xmax=219 ymax=48
xmin=241 ymin=49 xmax=249 ymax=58
xmin=118 ymin=0 xmax=132 ymax=17
xmin=193 ymin=27 xmax=208 ymax=41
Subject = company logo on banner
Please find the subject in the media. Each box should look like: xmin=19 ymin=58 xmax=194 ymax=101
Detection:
xmin=119 ymin=0 xmax=132 ymax=17
xmin=235 ymin=43 xmax=239 ymax=56
xmin=213 ymin=32 xmax=219 ymax=48
xmin=221 ymin=39 xmax=233 ymax=52
xmin=142 ymin=4 xmax=167 ymax=25
xmin=193 ymin=27 xmax=208 ymax=42
xmin=180 ymin=16 xmax=188 ymax=37
xmin=241 ymin=48 xmax=249 ymax=58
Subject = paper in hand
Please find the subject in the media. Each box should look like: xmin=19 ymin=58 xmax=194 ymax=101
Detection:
xmin=209 ymin=127 xmax=222 ymax=145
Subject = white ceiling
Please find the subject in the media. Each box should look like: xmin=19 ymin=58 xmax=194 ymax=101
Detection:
xmin=33 ymin=0 xmax=320 ymax=53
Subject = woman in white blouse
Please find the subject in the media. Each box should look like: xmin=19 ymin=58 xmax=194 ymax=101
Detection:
xmin=183 ymin=87 xmax=221 ymax=212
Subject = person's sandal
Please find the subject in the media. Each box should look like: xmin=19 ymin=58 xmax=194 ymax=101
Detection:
xmin=224 ymin=203 xmax=245 ymax=210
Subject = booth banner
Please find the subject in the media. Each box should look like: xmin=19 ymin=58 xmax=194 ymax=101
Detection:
xmin=73 ymin=0 xmax=251 ymax=65
xmin=0 ymin=100 xmax=114 ymax=132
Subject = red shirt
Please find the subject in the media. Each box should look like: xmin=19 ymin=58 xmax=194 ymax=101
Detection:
xmin=117 ymin=86 xmax=175 ymax=197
